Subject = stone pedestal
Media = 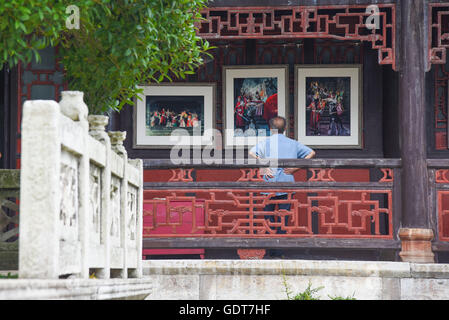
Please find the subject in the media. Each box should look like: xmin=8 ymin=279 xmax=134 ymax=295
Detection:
xmin=399 ymin=229 xmax=435 ymax=263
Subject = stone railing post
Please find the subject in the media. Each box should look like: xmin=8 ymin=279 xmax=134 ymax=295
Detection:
xmin=109 ymin=131 xmax=128 ymax=279
xmin=88 ymin=115 xmax=112 ymax=279
xmin=128 ymin=158 xmax=143 ymax=279
xmin=19 ymin=100 xmax=66 ymax=279
xmin=108 ymin=132 xmax=143 ymax=278
xmin=20 ymin=92 xmax=91 ymax=279
xmin=67 ymin=92 xmax=90 ymax=280
xmin=19 ymin=93 xmax=143 ymax=279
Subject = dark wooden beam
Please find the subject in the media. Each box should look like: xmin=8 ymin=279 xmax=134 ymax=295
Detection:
xmin=398 ymin=0 xmax=429 ymax=229
xmin=143 ymin=158 xmax=402 ymax=169
xmin=143 ymin=237 xmax=400 ymax=250
xmin=207 ymin=0 xmax=400 ymax=8
xmin=144 ymin=181 xmax=392 ymax=189
xmin=0 ymin=65 xmax=6 ymax=169
xmin=0 ymin=64 xmax=18 ymax=170
xmin=8 ymin=65 xmax=18 ymax=170
xmin=427 ymin=159 xmax=449 ymax=168
xmin=432 ymin=241 xmax=449 ymax=252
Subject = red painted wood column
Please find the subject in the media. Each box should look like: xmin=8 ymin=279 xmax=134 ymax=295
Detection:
xmin=398 ymin=0 xmax=434 ymax=263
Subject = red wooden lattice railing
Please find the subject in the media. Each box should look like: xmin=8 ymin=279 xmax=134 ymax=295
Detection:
xmin=143 ymin=160 xmax=399 ymax=244
xmin=428 ymin=160 xmax=449 ymax=244
xmin=143 ymin=188 xmax=393 ymax=239
xmin=142 ymin=159 xmax=449 ymax=258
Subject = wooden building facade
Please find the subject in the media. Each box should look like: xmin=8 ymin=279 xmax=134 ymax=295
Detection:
xmin=1 ymin=0 xmax=449 ymax=262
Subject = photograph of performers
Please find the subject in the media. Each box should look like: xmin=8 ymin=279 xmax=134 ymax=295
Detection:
xmin=305 ymin=77 xmax=351 ymax=137
xmin=233 ymin=77 xmax=279 ymax=137
xmin=145 ymin=95 xmax=204 ymax=137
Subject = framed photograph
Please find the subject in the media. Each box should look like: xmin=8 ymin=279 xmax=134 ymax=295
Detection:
xmin=295 ymin=65 xmax=363 ymax=149
xmin=134 ymin=83 xmax=216 ymax=149
xmin=223 ymin=65 xmax=289 ymax=148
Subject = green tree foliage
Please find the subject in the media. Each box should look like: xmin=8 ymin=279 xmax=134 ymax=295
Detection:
xmin=0 ymin=0 xmax=91 ymax=66
xmin=1 ymin=0 xmax=211 ymax=114
xmin=59 ymin=0 xmax=211 ymax=114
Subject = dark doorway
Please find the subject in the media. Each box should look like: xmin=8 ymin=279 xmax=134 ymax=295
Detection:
xmin=0 ymin=65 xmax=7 ymax=169
xmin=0 ymin=64 xmax=17 ymax=169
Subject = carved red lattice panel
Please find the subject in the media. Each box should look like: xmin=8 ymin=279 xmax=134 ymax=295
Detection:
xmin=143 ymin=189 xmax=393 ymax=239
xmin=434 ymin=63 xmax=449 ymax=149
xmin=168 ymin=169 xmax=194 ymax=182
xmin=429 ymin=3 xmax=449 ymax=66
xmin=430 ymin=4 xmax=449 ymax=150
xmin=379 ymin=168 xmax=394 ymax=183
xmin=235 ymin=167 xmax=370 ymax=183
xmin=145 ymin=168 xmax=384 ymax=183
xmin=438 ymin=191 xmax=449 ymax=241
xmin=436 ymin=170 xmax=449 ymax=184
xmin=237 ymin=169 xmax=265 ymax=182
xmin=197 ymin=5 xmax=396 ymax=70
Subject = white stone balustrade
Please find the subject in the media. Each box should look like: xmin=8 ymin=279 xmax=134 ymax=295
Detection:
xmin=19 ymin=92 xmax=143 ymax=280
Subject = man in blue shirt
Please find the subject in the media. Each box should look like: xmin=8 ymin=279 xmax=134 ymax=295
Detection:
xmin=249 ymin=117 xmax=316 ymax=258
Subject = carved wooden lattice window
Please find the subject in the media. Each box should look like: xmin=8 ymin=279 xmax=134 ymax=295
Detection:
xmin=197 ymin=5 xmax=396 ymax=70
xmin=434 ymin=63 xmax=449 ymax=150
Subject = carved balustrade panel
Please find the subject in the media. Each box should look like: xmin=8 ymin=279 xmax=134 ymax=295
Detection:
xmin=89 ymin=165 xmax=102 ymax=246
xmin=143 ymin=188 xmax=393 ymax=239
xmin=110 ymin=175 xmax=122 ymax=248
xmin=57 ymin=149 xmax=83 ymax=276
xmin=0 ymin=196 xmax=19 ymax=243
xmin=0 ymin=170 xmax=20 ymax=270
xmin=0 ymin=171 xmax=20 ymax=244
xmin=59 ymin=151 xmax=80 ymax=243
xmin=127 ymin=185 xmax=138 ymax=244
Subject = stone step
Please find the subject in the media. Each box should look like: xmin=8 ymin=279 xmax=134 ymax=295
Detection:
xmin=141 ymin=259 xmax=449 ymax=300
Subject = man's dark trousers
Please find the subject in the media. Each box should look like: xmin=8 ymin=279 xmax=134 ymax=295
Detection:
xmin=264 ymin=194 xmax=291 ymax=258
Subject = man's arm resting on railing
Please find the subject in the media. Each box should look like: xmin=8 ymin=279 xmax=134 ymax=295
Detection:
xmin=249 ymin=150 xmax=275 ymax=178
xmin=305 ymin=150 xmax=317 ymax=160
xmin=249 ymin=149 xmax=316 ymax=177
xmin=284 ymin=149 xmax=316 ymax=175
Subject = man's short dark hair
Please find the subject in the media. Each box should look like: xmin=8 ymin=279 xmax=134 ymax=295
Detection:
xmin=269 ymin=117 xmax=287 ymax=134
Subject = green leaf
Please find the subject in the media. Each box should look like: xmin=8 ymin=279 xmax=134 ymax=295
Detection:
xmin=2 ymin=0 xmax=211 ymax=114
